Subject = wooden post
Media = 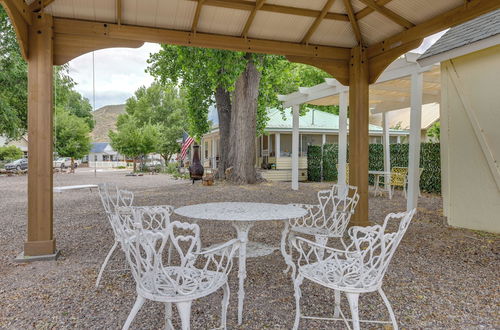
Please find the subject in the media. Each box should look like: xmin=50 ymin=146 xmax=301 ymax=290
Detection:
xmin=407 ymin=72 xmax=423 ymax=211
xmin=291 ymin=105 xmax=299 ymax=190
xmin=338 ymin=88 xmax=348 ymax=186
xmin=348 ymin=46 xmax=370 ymax=226
xmin=24 ymin=14 xmax=56 ymax=257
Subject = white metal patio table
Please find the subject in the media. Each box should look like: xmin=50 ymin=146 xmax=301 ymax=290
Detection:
xmin=174 ymin=202 xmax=307 ymax=325
xmin=368 ymin=170 xmax=391 ymax=197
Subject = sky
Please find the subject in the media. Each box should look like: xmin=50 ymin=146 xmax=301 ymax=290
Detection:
xmin=67 ymin=31 xmax=446 ymax=111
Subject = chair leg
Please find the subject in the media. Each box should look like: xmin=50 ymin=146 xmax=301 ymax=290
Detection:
xmin=165 ymin=302 xmax=174 ymax=330
xmin=176 ymin=301 xmax=193 ymax=330
xmin=346 ymin=292 xmax=360 ymax=330
xmin=293 ymin=274 xmax=304 ymax=330
xmin=122 ymin=295 xmax=145 ymax=330
xmin=314 ymin=235 xmax=328 ymax=261
xmin=220 ymin=282 xmax=230 ymax=329
xmin=333 ymin=289 xmax=341 ymax=318
xmin=96 ymin=240 xmax=119 ymax=288
xmin=378 ymin=288 xmax=398 ymax=330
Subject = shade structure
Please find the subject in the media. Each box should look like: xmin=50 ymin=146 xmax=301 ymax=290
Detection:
xmin=1 ymin=0 xmax=498 ymax=258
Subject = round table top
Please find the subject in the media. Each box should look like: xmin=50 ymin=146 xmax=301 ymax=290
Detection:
xmin=368 ymin=170 xmax=391 ymax=175
xmin=174 ymin=202 xmax=307 ymax=222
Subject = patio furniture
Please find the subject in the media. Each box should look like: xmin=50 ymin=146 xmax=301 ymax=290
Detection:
xmin=289 ymin=209 xmax=416 ymax=330
xmin=53 ymin=184 xmax=98 ymax=193
xmin=95 ymin=183 xmax=135 ymax=287
xmin=174 ymin=202 xmax=307 ymax=325
xmin=119 ymin=218 xmax=240 ymax=330
xmin=282 ymin=184 xmax=359 ymax=276
xmin=368 ymin=171 xmax=392 ymax=197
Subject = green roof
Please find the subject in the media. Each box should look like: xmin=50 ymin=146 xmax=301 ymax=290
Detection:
xmin=265 ymin=108 xmax=405 ymax=133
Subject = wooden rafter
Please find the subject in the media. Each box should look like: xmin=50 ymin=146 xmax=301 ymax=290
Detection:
xmin=358 ymin=0 xmax=414 ymax=29
xmin=302 ymin=0 xmax=337 ymax=44
xmin=28 ymin=0 xmax=55 ymax=12
xmin=53 ymin=18 xmax=351 ymax=61
xmin=191 ymin=0 xmax=206 ymax=33
xmin=0 ymin=0 xmax=29 ymax=59
xmin=355 ymin=0 xmax=393 ymax=20
xmin=343 ymin=0 xmax=362 ymax=45
xmin=12 ymin=0 xmax=32 ymax=24
xmin=116 ymin=0 xmax=122 ymax=25
xmin=368 ymin=0 xmax=500 ymax=59
xmin=241 ymin=0 xmax=265 ymax=38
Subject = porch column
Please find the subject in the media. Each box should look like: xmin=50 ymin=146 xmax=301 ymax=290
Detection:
xmin=338 ymin=88 xmax=348 ymax=187
xmin=275 ymin=133 xmax=280 ymax=159
xmin=24 ymin=14 xmax=56 ymax=257
xmin=407 ymin=72 xmax=423 ymax=211
xmin=382 ymin=111 xmax=391 ymax=190
xmin=291 ymin=105 xmax=300 ymax=190
xmin=348 ymin=46 xmax=370 ymax=226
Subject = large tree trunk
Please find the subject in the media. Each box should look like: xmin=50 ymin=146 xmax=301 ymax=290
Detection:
xmin=228 ymin=57 xmax=261 ymax=184
xmin=214 ymin=86 xmax=232 ymax=179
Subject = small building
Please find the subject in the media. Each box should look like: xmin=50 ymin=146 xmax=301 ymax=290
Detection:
xmin=83 ymin=142 xmax=125 ymax=165
xmin=201 ymin=108 xmax=408 ymax=181
xmin=418 ymin=9 xmax=500 ymax=233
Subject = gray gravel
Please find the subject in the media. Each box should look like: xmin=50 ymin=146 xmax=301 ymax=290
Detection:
xmin=0 ymin=169 xmax=498 ymax=329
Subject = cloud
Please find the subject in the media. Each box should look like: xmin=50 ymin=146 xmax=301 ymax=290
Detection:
xmin=68 ymin=43 xmax=161 ymax=110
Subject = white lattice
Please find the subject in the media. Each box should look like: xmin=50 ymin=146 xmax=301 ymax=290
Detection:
xmin=120 ymin=216 xmax=239 ymax=330
xmin=290 ymin=209 xmax=416 ymax=330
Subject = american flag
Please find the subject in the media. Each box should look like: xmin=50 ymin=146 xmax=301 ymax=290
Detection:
xmin=178 ymin=132 xmax=194 ymax=161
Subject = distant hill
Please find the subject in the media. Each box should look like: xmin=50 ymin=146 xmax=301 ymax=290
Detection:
xmin=91 ymin=104 xmax=126 ymax=142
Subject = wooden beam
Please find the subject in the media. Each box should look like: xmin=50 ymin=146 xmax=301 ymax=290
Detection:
xmin=0 ymin=0 xmax=29 ymax=59
xmin=241 ymin=0 xmax=265 ymax=38
xmin=355 ymin=0 xmax=393 ymax=20
xmin=286 ymin=55 xmax=349 ymax=86
xmin=53 ymin=18 xmax=351 ymax=60
xmin=302 ymin=0 xmax=337 ymax=44
xmin=12 ymin=0 xmax=32 ymax=25
xmin=368 ymin=0 xmax=500 ymax=59
xmin=53 ymin=34 xmax=144 ymax=65
xmin=28 ymin=0 xmax=55 ymax=12
xmin=25 ymin=13 xmax=55 ymax=256
xmin=357 ymin=0 xmax=414 ymax=29
xmin=191 ymin=0 xmax=205 ymax=33
xmin=116 ymin=0 xmax=122 ymax=25
xmin=348 ymin=45 xmax=369 ymax=226
xmin=343 ymin=0 xmax=362 ymax=45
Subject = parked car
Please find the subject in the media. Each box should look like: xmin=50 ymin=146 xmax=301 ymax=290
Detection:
xmin=53 ymin=157 xmax=80 ymax=169
xmin=4 ymin=158 xmax=28 ymax=172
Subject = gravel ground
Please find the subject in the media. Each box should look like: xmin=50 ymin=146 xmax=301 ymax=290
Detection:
xmin=0 ymin=169 xmax=498 ymax=329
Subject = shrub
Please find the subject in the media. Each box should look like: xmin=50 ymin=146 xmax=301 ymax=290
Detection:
xmin=0 ymin=145 xmax=23 ymax=161
xmin=165 ymin=162 xmax=178 ymax=175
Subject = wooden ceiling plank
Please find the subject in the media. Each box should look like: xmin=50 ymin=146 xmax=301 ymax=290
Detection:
xmin=191 ymin=0 xmax=206 ymax=33
xmin=368 ymin=0 xmax=500 ymax=59
xmin=302 ymin=0 xmax=337 ymax=44
xmin=358 ymin=0 xmax=414 ymax=29
xmin=343 ymin=0 xmax=362 ymax=45
xmin=241 ymin=0 xmax=265 ymax=37
xmin=53 ymin=17 xmax=351 ymax=60
xmin=116 ymin=0 xmax=122 ymax=25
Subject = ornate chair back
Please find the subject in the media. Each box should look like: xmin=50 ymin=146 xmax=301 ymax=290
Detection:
xmin=345 ymin=209 xmax=415 ymax=288
xmin=390 ymin=167 xmax=408 ymax=187
xmin=316 ymin=185 xmax=359 ymax=236
xmin=98 ymin=183 xmax=134 ymax=238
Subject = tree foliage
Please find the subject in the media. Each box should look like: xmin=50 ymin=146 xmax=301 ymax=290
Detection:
xmin=54 ymin=107 xmax=92 ymax=161
xmin=427 ymin=121 xmax=440 ymax=141
xmin=0 ymin=145 xmax=23 ymax=161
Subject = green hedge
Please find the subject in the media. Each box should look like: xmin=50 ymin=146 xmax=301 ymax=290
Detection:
xmin=307 ymin=143 xmax=441 ymax=193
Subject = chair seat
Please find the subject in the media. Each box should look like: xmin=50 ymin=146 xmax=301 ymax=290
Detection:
xmin=137 ymin=266 xmax=228 ymax=303
xmin=291 ymin=226 xmax=339 ymax=238
xmin=299 ymin=259 xmax=381 ymax=293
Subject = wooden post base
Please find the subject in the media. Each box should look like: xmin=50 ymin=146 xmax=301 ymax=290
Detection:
xmin=23 ymin=239 xmax=56 ymax=256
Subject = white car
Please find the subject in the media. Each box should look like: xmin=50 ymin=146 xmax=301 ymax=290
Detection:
xmin=53 ymin=157 xmax=80 ymax=169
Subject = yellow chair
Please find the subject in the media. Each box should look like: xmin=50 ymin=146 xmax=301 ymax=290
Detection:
xmin=336 ymin=163 xmax=349 ymax=184
xmin=389 ymin=167 xmax=423 ymax=199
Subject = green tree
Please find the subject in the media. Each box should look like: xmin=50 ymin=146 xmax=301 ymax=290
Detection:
xmin=0 ymin=145 xmax=23 ymax=161
xmin=148 ymin=46 xmax=330 ymax=183
xmin=124 ymin=83 xmax=185 ymax=162
xmin=109 ymin=117 xmax=159 ymax=172
xmin=54 ymin=108 xmax=92 ymax=172
xmin=427 ymin=121 xmax=440 ymax=141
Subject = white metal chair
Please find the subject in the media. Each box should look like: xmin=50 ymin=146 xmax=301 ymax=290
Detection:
xmin=119 ymin=215 xmax=240 ymax=330
xmin=95 ymin=183 xmax=136 ymax=287
xmin=289 ymin=209 xmax=416 ymax=330
xmin=282 ymin=185 xmax=359 ymax=275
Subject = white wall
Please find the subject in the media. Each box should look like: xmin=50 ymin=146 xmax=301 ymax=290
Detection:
xmin=441 ymin=45 xmax=500 ymax=233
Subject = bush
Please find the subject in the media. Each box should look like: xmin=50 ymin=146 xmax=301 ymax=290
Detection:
xmin=165 ymin=162 xmax=178 ymax=175
xmin=0 ymin=145 xmax=23 ymax=161
xmin=307 ymin=143 xmax=441 ymax=193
